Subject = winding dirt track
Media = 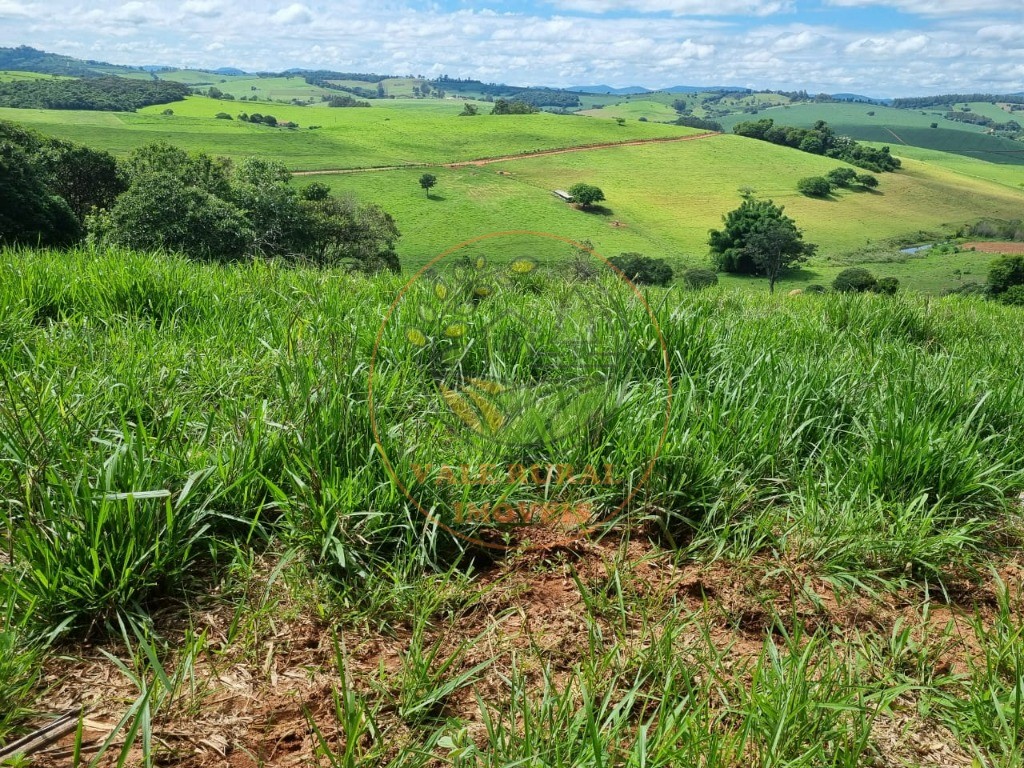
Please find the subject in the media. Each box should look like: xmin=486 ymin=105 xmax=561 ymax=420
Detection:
xmin=292 ymin=131 xmax=720 ymax=176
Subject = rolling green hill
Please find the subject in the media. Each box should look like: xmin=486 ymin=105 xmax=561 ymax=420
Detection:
xmin=717 ymin=102 xmax=1024 ymax=165
xmin=869 ymin=142 xmax=1024 ymax=190
xmin=0 ymin=96 xmax=691 ymax=170
xmin=2 ymin=92 xmax=1021 ymax=293
xmin=303 ymin=133 xmax=1024 ymax=292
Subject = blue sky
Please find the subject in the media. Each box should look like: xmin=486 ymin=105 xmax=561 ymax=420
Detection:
xmin=0 ymin=0 xmax=1021 ymax=95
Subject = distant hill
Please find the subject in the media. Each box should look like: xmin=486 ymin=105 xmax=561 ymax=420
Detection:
xmin=661 ymin=85 xmax=752 ymax=94
xmin=213 ymin=67 xmax=247 ymax=76
xmin=0 ymin=45 xmax=108 ymax=77
xmin=568 ymin=85 xmax=652 ymax=95
xmin=831 ymin=92 xmax=893 ymax=105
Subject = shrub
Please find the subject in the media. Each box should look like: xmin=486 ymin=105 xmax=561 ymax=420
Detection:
xmin=797 ymin=176 xmax=832 ymax=198
xmin=856 ymin=173 xmax=879 ymax=188
xmin=214 ymin=112 xmax=232 ymax=120
xmin=988 ymin=254 xmax=1024 ymax=295
xmin=609 ymin=253 xmax=674 ymax=286
xmin=873 ymin=276 xmax=900 ymax=295
xmin=944 ymin=281 xmax=988 ymax=297
xmin=833 ymin=267 xmax=878 ymax=293
xmin=805 ymin=284 xmax=827 ymax=294
xmin=683 ymin=267 xmax=719 ymax=290
xmin=825 ymin=167 xmax=858 ymax=188
xmin=1000 ymin=284 xmax=1024 ymax=306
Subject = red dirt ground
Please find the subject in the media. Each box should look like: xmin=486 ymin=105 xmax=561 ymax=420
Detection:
xmin=962 ymin=241 xmax=1024 ymax=254
xmin=18 ymin=533 xmax=1024 ymax=768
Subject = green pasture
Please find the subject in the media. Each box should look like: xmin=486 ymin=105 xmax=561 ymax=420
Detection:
xmin=307 ymin=133 xmax=1024 ymax=291
xmin=0 ymin=71 xmax=66 ymax=82
xmin=955 ymin=101 xmax=1022 ymax=123
xmin=154 ymin=68 xmax=241 ymax=86
xmin=577 ymin=99 xmax=680 ymax=122
xmin=716 ymin=101 xmax=1024 ymax=165
xmin=717 ymin=101 xmax=981 ymax=133
xmin=0 ymin=96 xmax=691 ymax=170
xmin=867 ymin=142 xmax=1024 ymax=189
xmin=197 ymin=75 xmax=334 ymax=101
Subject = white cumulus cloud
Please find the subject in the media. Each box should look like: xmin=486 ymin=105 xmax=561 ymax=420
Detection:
xmin=270 ymin=3 xmax=312 ymax=24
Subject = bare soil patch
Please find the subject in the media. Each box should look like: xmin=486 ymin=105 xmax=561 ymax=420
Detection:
xmin=19 ymin=537 xmax=1024 ymax=767
xmin=963 ymin=241 xmax=1024 ymax=254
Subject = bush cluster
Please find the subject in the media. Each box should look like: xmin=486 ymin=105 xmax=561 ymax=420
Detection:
xmin=608 ymin=253 xmax=674 ymax=286
xmin=734 ymin=118 xmax=901 ymax=172
xmin=832 ymin=267 xmax=900 ymax=294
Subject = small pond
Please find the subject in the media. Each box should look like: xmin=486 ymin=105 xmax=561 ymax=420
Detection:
xmin=900 ymin=244 xmax=934 ymax=255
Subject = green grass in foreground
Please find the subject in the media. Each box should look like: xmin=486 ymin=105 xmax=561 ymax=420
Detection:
xmin=0 ymin=246 xmax=1023 ymax=764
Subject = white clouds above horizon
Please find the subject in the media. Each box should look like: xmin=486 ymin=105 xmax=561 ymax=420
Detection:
xmin=0 ymin=0 xmax=1021 ymax=96
xmin=547 ymin=0 xmax=793 ymax=16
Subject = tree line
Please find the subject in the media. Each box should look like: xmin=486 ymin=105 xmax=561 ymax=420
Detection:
xmin=732 ymin=118 xmax=901 ymax=173
xmin=0 ymin=120 xmax=401 ymax=271
xmin=0 ymin=76 xmax=189 ymax=111
xmin=892 ymin=94 xmax=1024 ymax=109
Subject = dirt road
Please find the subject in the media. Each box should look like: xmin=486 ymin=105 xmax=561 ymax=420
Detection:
xmin=292 ymin=131 xmax=720 ymax=176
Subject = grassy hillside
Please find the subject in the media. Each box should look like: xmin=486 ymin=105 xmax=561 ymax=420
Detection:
xmin=308 ymin=133 xmax=1024 ymax=290
xmin=0 ymin=97 xmax=690 ymax=170
xmin=196 ymin=75 xmax=334 ymax=101
xmin=718 ymin=102 xmax=1024 ymax=165
xmin=0 ymin=71 xmax=66 ymax=82
xmin=717 ymin=102 xmax=979 ymax=133
xmin=578 ymin=99 xmax=680 ymax=122
xmin=868 ymin=142 xmax=1024 ymax=190
xmin=2 ymin=245 xmax=1023 ymax=765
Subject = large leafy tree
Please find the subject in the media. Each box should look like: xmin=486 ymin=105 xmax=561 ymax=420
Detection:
xmin=89 ymin=142 xmax=401 ymax=269
xmin=301 ymin=190 xmax=401 ymax=272
xmin=230 ymin=158 xmax=308 ymax=258
xmin=568 ymin=183 xmax=605 ymax=209
xmin=709 ymin=197 xmax=816 ymax=284
xmin=741 ymin=217 xmax=816 ymax=294
xmin=0 ymin=142 xmax=80 ymax=246
xmin=93 ymin=171 xmax=249 ymax=261
xmin=0 ymin=119 xmax=118 ymax=243
xmin=34 ymin=140 xmax=124 ymax=220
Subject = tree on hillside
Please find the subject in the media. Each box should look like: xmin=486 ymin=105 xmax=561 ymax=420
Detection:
xmin=609 ymin=253 xmax=673 ymax=286
xmin=302 ymin=194 xmax=401 ymax=272
xmin=1 ymin=118 xmax=122 ymax=226
xmin=568 ymin=183 xmax=605 ymax=209
xmin=230 ymin=157 xmax=308 ymax=258
xmin=741 ymin=216 xmax=816 ymax=293
xmin=89 ymin=142 xmax=402 ymax=270
xmin=825 ymin=167 xmax=858 ymax=188
xmin=797 ymin=176 xmax=832 ymax=198
xmin=0 ymin=142 xmax=81 ymax=246
xmin=91 ymin=171 xmax=250 ymax=260
xmin=34 ymin=141 xmax=124 ymax=220
xmin=988 ymin=254 xmax=1024 ymax=296
xmin=491 ymin=98 xmax=537 ymax=115
xmin=419 ymin=173 xmax=437 ymax=197
xmin=709 ymin=196 xmax=815 ymax=283
xmin=459 ymin=103 xmax=478 ymax=116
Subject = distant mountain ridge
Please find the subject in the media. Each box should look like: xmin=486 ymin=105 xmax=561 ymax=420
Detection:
xmin=1 ymin=46 xmax=1020 ymax=107
xmin=568 ymin=84 xmax=752 ymax=95
xmin=568 ymin=85 xmax=652 ymax=95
